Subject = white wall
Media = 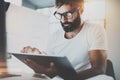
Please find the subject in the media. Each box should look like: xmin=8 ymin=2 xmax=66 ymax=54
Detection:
xmin=106 ymin=0 xmax=120 ymax=80
xmin=6 ymin=4 xmax=50 ymax=73
xmin=6 ymin=4 xmax=50 ymax=53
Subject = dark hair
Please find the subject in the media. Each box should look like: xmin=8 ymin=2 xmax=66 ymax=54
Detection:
xmin=55 ymin=0 xmax=84 ymax=13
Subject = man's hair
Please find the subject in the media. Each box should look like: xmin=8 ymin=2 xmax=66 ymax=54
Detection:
xmin=55 ymin=0 xmax=84 ymax=13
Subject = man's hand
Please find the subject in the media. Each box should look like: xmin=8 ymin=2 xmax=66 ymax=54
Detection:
xmin=21 ymin=46 xmax=45 ymax=54
xmin=24 ymin=59 xmax=58 ymax=78
xmin=21 ymin=46 xmax=58 ymax=77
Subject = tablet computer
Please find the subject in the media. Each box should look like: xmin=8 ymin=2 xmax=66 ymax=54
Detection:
xmin=10 ymin=53 xmax=79 ymax=80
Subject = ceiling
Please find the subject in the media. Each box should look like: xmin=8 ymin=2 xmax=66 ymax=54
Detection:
xmin=22 ymin=0 xmax=95 ymax=9
xmin=22 ymin=0 xmax=55 ymax=9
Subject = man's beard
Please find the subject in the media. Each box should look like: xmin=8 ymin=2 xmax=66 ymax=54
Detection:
xmin=60 ymin=13 xmax=81 ymax=32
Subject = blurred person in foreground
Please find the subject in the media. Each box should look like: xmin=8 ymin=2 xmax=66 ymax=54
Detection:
xmin=21 ymin=0 xmax=114 ymax=80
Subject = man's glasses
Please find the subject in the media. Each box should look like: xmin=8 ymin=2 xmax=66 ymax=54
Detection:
xmin=54 ymin=9 xmax=78 ymax=20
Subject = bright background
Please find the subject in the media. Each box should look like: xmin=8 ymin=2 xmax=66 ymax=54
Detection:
xmin=5 ymin=0 xmax=120 ymax=80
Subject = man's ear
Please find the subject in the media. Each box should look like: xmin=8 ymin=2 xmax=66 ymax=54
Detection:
xmin=78 ymin=6 xmax=84 ymax=14
xmin=78 ymin=9 xmax=81 ymax=14
xmin=77 ymin=7 xmax=81 ymax=14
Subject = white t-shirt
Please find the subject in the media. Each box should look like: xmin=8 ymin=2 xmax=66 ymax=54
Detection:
xmin=47 ymin=22 xmax=108 ymax=80
xmin=47 ymin=22 xmax=108 ymax=72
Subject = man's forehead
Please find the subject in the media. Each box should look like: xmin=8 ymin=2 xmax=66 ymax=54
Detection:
xmin=56 ymin=5 xmax=75 ymax=13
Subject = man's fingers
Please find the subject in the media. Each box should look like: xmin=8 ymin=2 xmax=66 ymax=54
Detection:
xmin=24 ymin=59 xmax=39 ymax=72
xmin=32 ymin=48 xmax=41 ymax=54
xmin=21 ymin=46 xmax=43 ymax=54
xmin=21 ymin=46 xmax=32 ymax=53
xmin=27 ymin=46 xmax=33 ymax=53
xmin=24 ymin=59 xmax=46 ymax=73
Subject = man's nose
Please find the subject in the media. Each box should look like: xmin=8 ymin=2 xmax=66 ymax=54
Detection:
xmin=61 ymin=15 xmax=68 ymax=22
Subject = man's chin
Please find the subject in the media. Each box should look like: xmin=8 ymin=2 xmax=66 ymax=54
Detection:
xmin=63 ymin=27 xmax=71 ymax=32
xmin=64 ymin=29 xmax=71 ymax=32
xmin=63 ymin=26 xmax=69 ymax=29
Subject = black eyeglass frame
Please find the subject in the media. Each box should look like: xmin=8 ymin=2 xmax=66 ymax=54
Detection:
xmin=54 ymin=8 xmax=78 ymax=20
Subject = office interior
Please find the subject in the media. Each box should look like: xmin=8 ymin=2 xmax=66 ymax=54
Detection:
xmin=0 ymin=0 xmax=120 ymax=80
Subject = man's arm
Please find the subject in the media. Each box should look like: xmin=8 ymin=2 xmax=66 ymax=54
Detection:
xmin=77 ymin=50 xmax=107 ymax=80
xmin=21 ymin=46 xmax=59 ymax=78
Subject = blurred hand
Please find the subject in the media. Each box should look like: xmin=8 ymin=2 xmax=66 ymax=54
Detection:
xmin=21 ymin=46 xmax=45 ymax=54
xmin=24 ymin=59 xmax=58 ymax=78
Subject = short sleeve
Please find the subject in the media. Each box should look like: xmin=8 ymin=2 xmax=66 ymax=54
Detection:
xmin=87 ymin=25 xmax=108 ymax=51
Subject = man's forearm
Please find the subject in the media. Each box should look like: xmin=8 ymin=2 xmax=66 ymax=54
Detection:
xmin=77 ymin=68 xmax=105 ymax=80
xmin=77 ymin=50 xmax=107 ymax=80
